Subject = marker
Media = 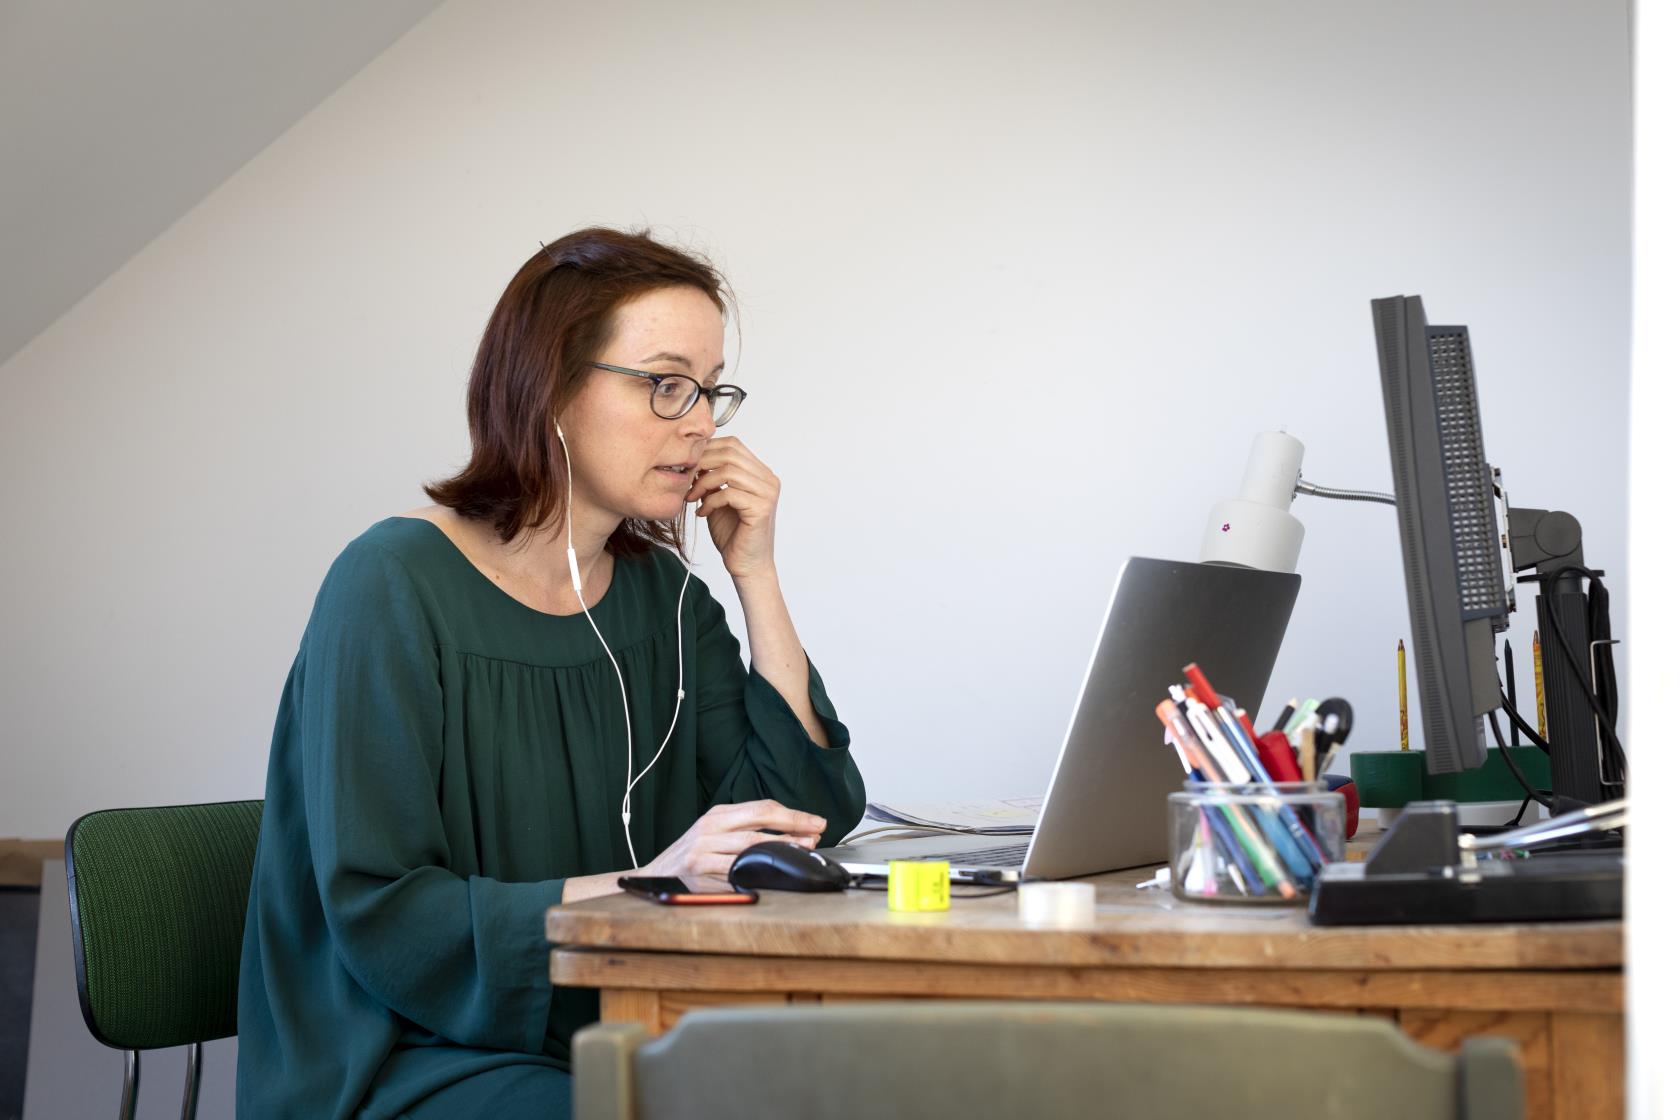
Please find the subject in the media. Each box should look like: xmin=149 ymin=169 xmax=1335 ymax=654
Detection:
xmin=1182 ymin=662 xmax=1223 ymax=712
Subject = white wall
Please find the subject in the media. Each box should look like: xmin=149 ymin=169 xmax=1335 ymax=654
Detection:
xmin=1627 ymin=0 xmax=1675 ymax=1114
xmin=0 ymin=0 xmax=443 ymax=365
xmin=0 ymin=0 xmax=1631 ymax=838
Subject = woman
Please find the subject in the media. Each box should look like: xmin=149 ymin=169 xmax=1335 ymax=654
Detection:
xmin=236 ymin=228 xmax=867 ymax=1118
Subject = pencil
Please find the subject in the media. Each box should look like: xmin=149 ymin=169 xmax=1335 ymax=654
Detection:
xmin=1398 ymin=639 xmax=1409 ymax=751
xmin=1533 ymin=630 xmax=1548 ymax=742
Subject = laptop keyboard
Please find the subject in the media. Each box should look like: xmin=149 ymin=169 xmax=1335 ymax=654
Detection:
xmin=912 ymin=841 xmax=1030 ymax=868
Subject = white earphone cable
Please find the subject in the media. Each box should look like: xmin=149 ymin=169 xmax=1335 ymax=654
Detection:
xmin=557 ymin=421 xmax=691 ymax=869
xmin=625 ymin=523 xmax=691 ymax=813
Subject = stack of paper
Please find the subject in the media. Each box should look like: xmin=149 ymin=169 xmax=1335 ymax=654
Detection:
xmin=864 ymin=797 xmax=1042 ymax=835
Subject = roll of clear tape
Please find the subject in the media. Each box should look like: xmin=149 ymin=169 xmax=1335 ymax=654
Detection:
xmin=1016 ymin=881 xmax=1096 ymax=926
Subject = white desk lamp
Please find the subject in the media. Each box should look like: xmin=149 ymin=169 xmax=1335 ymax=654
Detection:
xmin=1201 ymin=431 xmax=1395 ymax=573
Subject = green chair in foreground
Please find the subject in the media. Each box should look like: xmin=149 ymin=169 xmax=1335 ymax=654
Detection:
xmin=574 ymin=1001 xmax=1522 ymax=1120
xmin=64 ymin=800 xmax=262 ymax=1120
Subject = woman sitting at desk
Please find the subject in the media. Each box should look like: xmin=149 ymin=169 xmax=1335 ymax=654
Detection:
xmin=236 ymin=228 xmax=866 ymax=1119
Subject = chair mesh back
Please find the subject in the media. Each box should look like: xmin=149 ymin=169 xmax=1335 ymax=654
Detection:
xmin=66 ymin=800 xmax=262 ymax=1050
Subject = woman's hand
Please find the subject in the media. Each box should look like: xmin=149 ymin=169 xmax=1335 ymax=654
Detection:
xmin=686 ymin=436 xmax=780 ymax=581
xmin=640 ymin=799 xmax=827 ymax=889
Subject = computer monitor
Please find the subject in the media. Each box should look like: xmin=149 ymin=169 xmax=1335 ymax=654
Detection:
xmin=1371 ymin=295 xmax=1511 ymax=775
xmin=1370 ymin=295 xmax=1623 ymax=806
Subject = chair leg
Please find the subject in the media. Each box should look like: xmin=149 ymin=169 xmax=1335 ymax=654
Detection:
xmin=180 ymin=1041 xmax=204 ymax=1120
xmin=120 ymin=1049 xmax=140 ymax=1120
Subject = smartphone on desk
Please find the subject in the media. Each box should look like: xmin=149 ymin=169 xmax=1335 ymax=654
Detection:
xmin=618 ymin=876 xmax=759 ymax=905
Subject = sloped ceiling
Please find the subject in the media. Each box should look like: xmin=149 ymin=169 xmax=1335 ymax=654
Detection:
xmin=0 ymin=0 xmax=443 ymax=366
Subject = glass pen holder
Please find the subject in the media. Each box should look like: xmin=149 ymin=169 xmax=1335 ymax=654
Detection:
xmin=1167 ymin=781 xmax=1345 ymax=905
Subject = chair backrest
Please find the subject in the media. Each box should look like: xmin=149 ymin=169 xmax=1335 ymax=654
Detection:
xmin=65 ymin=800 xmax=263 ymax=1051
xmin=574 ymin=1001 xmax=1523 ymax=1120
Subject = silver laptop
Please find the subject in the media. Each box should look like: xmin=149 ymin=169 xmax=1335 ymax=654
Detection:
xmin=822 ymin=557 xmax=1301 ymax=881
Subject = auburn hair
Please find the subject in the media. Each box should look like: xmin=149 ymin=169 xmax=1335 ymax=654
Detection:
xmin=425 ymin=228 xmax=728 ymax=553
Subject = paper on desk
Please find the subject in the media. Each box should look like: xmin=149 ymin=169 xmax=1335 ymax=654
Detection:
xmin=864 ymin=797 xmax=1043 ymax=835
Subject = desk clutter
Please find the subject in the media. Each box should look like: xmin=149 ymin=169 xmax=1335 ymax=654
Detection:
xmin=1156 ymin=663 xmax=1352 ymax=904
xmin=1309 ymin=798 xmax=1626 ymax=925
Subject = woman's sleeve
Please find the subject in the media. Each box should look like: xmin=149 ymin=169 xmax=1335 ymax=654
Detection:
xmin=690 ymin=581 xmax=868 ymax=846
xmin=297 ymin=540 xmax=559 ymax=1054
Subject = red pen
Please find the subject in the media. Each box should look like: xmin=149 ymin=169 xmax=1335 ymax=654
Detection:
xmin=1235 ymin=708 xmax=1260 ymax=744
xmin=1182 ymin=662 xmax=1223 ymax=712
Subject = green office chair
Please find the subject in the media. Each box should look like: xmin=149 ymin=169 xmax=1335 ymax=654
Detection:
xmin=573 ymin=1001 xmax=1523 ymax=1120
xmin=64 ymin=800 xmax=262 ymax=1120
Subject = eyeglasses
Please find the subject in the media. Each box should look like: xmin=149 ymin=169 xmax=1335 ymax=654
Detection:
xmin=590 ymin=362 xmax=747 ymax=427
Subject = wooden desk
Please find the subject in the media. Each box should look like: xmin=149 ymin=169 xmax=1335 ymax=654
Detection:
xmin=548 ymin=865 xmax=1622 ymax=1120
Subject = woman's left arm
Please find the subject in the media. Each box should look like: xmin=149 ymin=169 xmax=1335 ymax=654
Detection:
xmin=687 ymin=435 xmax=832 ymax=747
xmin=732 ymin=573 xmax=829 ymax=747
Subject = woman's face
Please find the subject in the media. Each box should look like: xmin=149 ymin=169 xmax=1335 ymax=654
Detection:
xmin=558 ymin=285 xmax=725 ymax=531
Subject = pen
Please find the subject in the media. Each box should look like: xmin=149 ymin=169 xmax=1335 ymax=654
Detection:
xmin=1193 ymin=812 xmax=1222 ymax=895
xmin=1173 ymin=687 xmax=1250 ymax=782
xmin=1283 ymin=698 xmax=1321 ymax=738
xmin=1182 ymin=663 xmax=1327 ymax=870
xmin=1157 ymin=701 xmax=1274 ymax=894
xmin=1216 ymin=696 xmax=1326 ymax=871
xmin=1161 ymin=699 xmax=1296 ymax=896
xmin=1182 ymin=663 xmax=1223 ymax=713
xmin=1234 ymin=708 xmax=1260 ymax=744
xmin=1162 ymin=731 xmax=1237 ymax=896
xmin=1198 ymin=696 xmax=1320 ymax=877
xmin=1272 ymin=699 xmax=1298 ymax=734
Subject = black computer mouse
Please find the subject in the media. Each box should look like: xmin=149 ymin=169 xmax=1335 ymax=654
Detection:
xmin=728 ymin=841 xmax=851 ymax=892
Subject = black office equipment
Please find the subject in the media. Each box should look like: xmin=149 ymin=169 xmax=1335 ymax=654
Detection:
xmin=1370 ymin=296 xmax=1624 ymax=807
xmin=729 ymin=841 xmax=851 ymax=893
xmin=1309 ymin=800 xmax=1624 ymax=925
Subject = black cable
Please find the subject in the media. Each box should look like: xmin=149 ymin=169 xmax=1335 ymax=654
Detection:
xmin=851 ymin=879 xmax=1019 ymax=899
xmin=1491 ymin=695 xmax=1552 ymax=809
xmin=1505 ymin=794 xmax=1532 ymax=829
xmin=1488 ymin=712 xmax=1554 ymax=812
xmin=1539 ymin=566 xmax=1627 ymax=782
xmin=1496 ymin=691 xmax=1555 ymax=814
xmin=1587 ymin=573 xmax=1622 ymax=781
xmin=1499 ymin=692 xmax=1550 ymax=755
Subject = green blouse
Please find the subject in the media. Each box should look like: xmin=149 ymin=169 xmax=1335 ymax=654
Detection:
xmin=236 ymin=518 xmax=866 ymax=1119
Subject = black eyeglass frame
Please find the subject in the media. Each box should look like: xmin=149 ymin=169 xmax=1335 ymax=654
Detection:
xmin=589 ymin=362 xmax=747 ymax=426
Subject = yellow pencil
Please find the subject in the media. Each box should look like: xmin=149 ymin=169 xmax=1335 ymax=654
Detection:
xmin=1398 ymin=639 xmax=1409 ymax=751
xmin=1533 ymin=630 xmax=1548 ymax=742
